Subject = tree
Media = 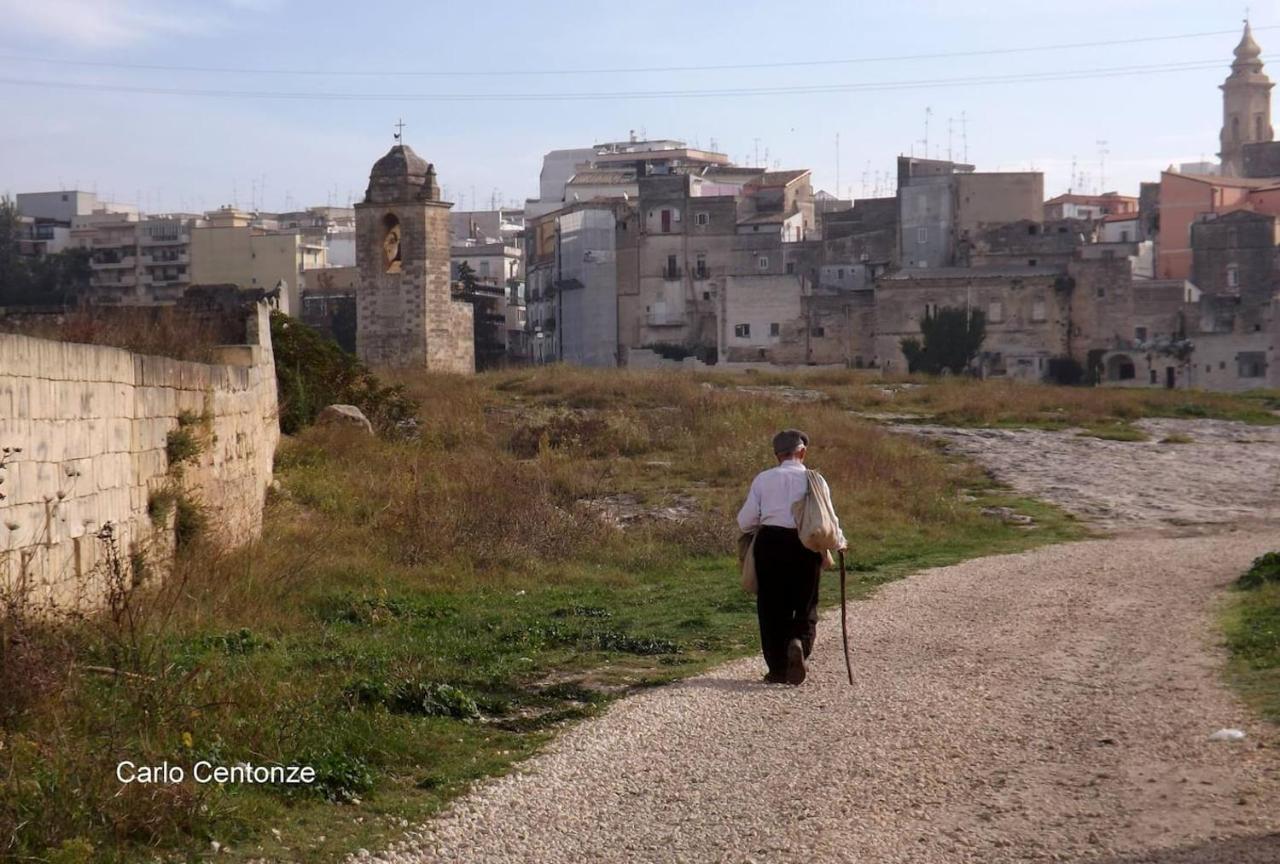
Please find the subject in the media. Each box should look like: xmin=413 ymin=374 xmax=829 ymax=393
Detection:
xmin=899 ymin=306 xmax=986 ymax=375
xmin=0 ymin=196 xmax=89 ymax=306
xmin=456 ymin=260 xmax=478 ymax=293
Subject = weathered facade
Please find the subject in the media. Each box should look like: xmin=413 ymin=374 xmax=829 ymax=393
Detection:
xmin=354 ymin=144 xmax=474 ymax=372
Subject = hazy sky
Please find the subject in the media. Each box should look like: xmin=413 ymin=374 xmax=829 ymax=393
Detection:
xmin=0 ymin=0 xmax=1271 ymax=214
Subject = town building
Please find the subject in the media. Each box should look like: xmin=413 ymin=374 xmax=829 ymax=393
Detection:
xmin=189 ymin=207 xmax=327 ymax=315
xmin=897 ymin=157 xmax=1043 ymax=269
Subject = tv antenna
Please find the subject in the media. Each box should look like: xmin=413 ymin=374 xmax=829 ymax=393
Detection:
xmin=1096 ymin=139 xmax=1110 ymax=193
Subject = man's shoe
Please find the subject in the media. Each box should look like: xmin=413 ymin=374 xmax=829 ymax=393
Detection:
xmin=785 ymin=638 xmax=807 ymax=686
xmin=762 ymin=671 xmax=787 ymax=684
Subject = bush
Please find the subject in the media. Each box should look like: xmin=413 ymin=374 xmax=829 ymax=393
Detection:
xmin=1238 ymin=552 xmax=1280 ymax=590
xmin=270 ymin=312 xmax=417 ymax=436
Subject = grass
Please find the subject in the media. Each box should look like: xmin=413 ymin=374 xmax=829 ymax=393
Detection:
xmin=1224 ymin=553 xmax=1280 ymax=724
xmin=2 ymin=367 xmax=1096 ymax=863
xmin=709 ymin=372 xmax=1280 ymax=430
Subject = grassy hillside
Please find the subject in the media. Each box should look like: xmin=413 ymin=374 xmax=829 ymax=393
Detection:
xmin=4 ymin=367 xmax=1109 ymax=863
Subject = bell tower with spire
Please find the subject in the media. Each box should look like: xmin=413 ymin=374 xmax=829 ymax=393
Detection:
xmin=1220 ymin=19 xmax=1274 ymax=176
xmin=354 ymin=124 xmax=474 ymax=372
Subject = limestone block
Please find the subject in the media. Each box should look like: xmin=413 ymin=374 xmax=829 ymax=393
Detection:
xmin=0 ymin=417 xmax=33 ymax=455
xmin=140 ymin=355 xmax=180 ymax=389
xmin=175 ymin=389 xmax=205 ymax=417
xmin=95 ymin=452 xmax=130 ymax=491
xmin=133 ymin=448 xmax=168 ymax=487
xmin=0 ymin=334 xmax=38 ymax=378
xmin=106 ymin=417 xmax=131 ymax=454
xmin=35 ymin=338 xmax=66 ymax=381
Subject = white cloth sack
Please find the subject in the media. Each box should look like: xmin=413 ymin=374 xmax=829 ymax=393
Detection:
xmin=792 ymin=469 xmax=841 ymax=563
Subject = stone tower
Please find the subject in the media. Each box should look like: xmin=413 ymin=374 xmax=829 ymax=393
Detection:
xmin=355 ymin=143 xmax=474 ymax=372
xmin=1220 ymin=21 xmax=1274 ymax=177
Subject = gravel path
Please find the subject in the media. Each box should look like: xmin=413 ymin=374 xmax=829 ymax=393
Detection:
xmin=361 ymin=531 xmax=1280 ymax=863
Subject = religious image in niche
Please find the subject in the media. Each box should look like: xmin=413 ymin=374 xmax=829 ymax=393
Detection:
xmin=383 ymin=221 xmax=403 ymax=274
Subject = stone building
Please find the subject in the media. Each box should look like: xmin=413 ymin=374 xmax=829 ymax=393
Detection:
xmin=354 ymin=143 xmax=474 ymax=372
xmin=1220 ymin=21 xmax=1274 ymax=177
xmin=875 ymin=266 xmax=1070 ymax=379
xmin=897 ymin=157 xmax=1043 ymax=269
xmin=1189 ymin=210 xmax=1280 ymax=308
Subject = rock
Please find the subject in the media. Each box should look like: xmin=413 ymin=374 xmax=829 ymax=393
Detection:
xmin=1209 ymin=728 xmax=1247 ymax=742
xmin=316 ymin=404 xmax=374 ymax=435
xmin=981 ymin=506 xmax=1034 ymax=526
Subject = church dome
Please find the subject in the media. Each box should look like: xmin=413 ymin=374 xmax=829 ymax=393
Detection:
xmin=1233 ymin=21 xmax=1264 ymax=72
xmin=365 ymin=144 xmax=442 ymax=204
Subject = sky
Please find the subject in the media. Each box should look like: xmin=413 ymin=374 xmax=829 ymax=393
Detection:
xmin=0 ymin=0 xmax=1274 ymax=215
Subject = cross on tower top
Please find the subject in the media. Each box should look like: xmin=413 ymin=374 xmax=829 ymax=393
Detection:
xmin=393 ymin=118 xmax=406 ymax=141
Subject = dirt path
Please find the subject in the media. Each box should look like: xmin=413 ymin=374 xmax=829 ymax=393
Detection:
xmin=360 ymin=420 xmax=1280 ymax=864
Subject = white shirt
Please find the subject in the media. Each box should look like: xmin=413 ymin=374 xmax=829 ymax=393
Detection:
xmin=736 ymin=458 xmax=846 ymax=546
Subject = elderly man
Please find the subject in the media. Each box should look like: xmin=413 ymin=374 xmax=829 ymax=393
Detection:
xmin=737 ymin=429 xmax=846 ymax=685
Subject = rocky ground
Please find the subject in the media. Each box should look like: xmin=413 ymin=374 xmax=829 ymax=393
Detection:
xmin=356 ymin=418 xmax=1280 ymax=864
xmin=908 ymin=418 xmax=1280 ymax=533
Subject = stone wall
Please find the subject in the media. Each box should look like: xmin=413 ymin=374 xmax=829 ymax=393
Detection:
xmin=0 ymin=304 xmax=279 ymax=608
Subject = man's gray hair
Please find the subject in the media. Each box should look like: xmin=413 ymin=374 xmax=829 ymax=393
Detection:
xmin=772 ymin=428 xmax=810 ymax=457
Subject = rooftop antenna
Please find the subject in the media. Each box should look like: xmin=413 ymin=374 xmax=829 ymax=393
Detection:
xmin=835 ymin=132 xmax=841 ymax=196
xmin=1096 ymin=139 xmax=1110 ymax=193
xmin=947 ymin=117 xmax=954 ymax=162
xmin=753 ymin=138 xmax=761 ymax=167
xmin=960 ymin=111 xmax=969 ymax=163
xmin=394 ymin=118 xmax=406 ymax=142
xmin=709 ymin=136 xmax=718 ymax=153
xmin=923 ymin=107 xmax=933 ymax=159
xmin=1069 ymin=155 xmax=1078 ymax=194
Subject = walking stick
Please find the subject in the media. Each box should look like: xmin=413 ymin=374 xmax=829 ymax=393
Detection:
xmin=839 ymin=549 xmax=853 ymax=685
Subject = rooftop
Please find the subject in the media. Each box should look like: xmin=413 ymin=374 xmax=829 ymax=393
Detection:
xmin=884 ymin=265 xmax=1065 ymax=280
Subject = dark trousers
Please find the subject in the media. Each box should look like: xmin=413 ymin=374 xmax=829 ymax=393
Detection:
xmin=754 ymin=525 xmax=823 ymax=675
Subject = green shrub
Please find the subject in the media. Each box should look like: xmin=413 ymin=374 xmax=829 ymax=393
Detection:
xmin=270 ymin=312 xmax=417 ymax=435
xmin=174 ymin=496 xmax=206 ymax=549
xmin=1238 ymin=552 xmax=1280 ymax=590
xmin=164 ymin=427 xmax=202 ymax=467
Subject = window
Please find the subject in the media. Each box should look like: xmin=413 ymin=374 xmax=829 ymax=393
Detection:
xmin=770 ymin=322 xmax=780 ymax=337
xmin=837 ymin=268 xmax=845 ymax=278
xmin=666 ymin=254 xmax=678 ymax=279
xmin=786 ymin=261 xmax=795 ymax=274
xmin=1027 ymin=224 xmax=1038 ymax=236
xmin=917 ymin=226 xmax=928 ymax=244
xmin=1135 ymin=326 xmax=1148 ymax=343
xmin=1150 ymin=369 xmax=1158 ymax=385
xmin=1238 ymin=351 xmax=1267 ymax=378
xmin=758 ymin=256 xmax=769 ymax=270
xmin=810 ymin=326 xmax=825 ymax=337
xmin=1120 ymin=230 xmax=1129 ymax=242
xmin=1096 ymin=287 xmax=1105 ymax=298
xmin=1227 ymin=264 xmax=1240 ymax=288
xmin=480 ymin=260 xmax=490 ymax=277
xmin=695 ymin=212 xmax=709 ymax=226
xmin=1031 ymin=301 xmax=1046 ymax=323
xmin=923 ymin=302 xmax=939 ymax=319
xmin=1028 ymin=259 xmax=1038 ymax=267
xmin=695 ymin=253 xmax=708 ymax=279
xmin=987 ymin=302 xmax=1004 ymax=323
xmin=734 ymin=323 xmax=751 ymax=338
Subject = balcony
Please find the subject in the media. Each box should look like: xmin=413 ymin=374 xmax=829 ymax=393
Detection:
xmin=91 ymin=255 xmax=136 ymax=269
xmin=144 ymin=253 xmax=189 ymax=266
xmin=661 ymin=265 xmax=682 ymax=281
